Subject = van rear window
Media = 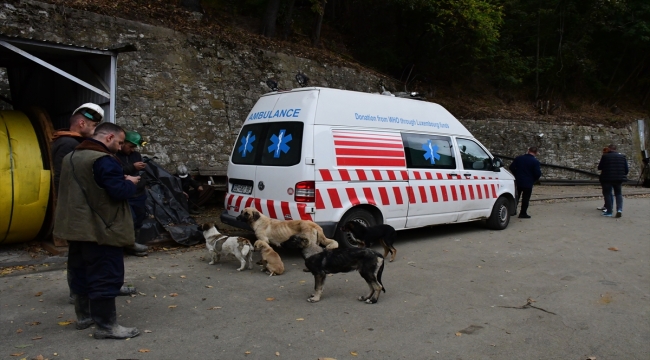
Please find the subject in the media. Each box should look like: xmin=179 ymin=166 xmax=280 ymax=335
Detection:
xmin=231 ymin=122 xmax=303 ymax=166
xmin=402 ymin=133 xmax=456 ymax=169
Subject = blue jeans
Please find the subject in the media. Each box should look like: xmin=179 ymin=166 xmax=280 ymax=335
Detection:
xmin=602 ymin=182 xmax=623 ymax=213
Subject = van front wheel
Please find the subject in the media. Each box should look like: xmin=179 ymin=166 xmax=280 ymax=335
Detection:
xmin=487 ymin=197 xmax=510 ymax=230
xmin=335 ymin=209 xmax=376 ymax=248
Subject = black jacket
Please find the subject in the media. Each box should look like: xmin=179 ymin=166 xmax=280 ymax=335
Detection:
xmin=116 ymin=150 xmax=147 ymax=197
xmin=508 ymin=153 xmax=542 ymax=188
xmin=598 ymin=152 xmax=628 ymax=182
xmin=51 ymin=133 xmax=84 ymax=192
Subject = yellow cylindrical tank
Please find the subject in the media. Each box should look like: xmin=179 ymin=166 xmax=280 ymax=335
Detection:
xmin=0 ymin=111 xmax=50 ymax=244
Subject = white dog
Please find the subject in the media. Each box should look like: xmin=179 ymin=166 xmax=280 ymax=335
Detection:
xmin=201 ymin=223 xmax=253 ymax=271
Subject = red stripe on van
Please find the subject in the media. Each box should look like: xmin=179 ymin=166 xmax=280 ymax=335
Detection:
xmin=387 ymin=171 xmax=397 ymax=180
xmin=468 ymin=185 xmax=475 ymax=200
xmin=430 ymin=186 xmax=439 ymax=202
xmin=337 ymin=157 xmax=406 ymax=167
xmin=476 ymin=184 xmax=483 ymax=199
xmin=436 ymin=173 xmax=443 ymax=180
xmin=328 ymin=188 xmax=342 ymax=208
xmin=356 ymin=169 xmax=368 ymax=181
xmin=234 ymin=195 xmax=244 ymax=211
xmin=346 ymin=188 xmax=360 ymax=205
xmin=426 ymin=172 xmax=433 ymax=180
xmin=335 ymin=148 xmax=405 ymax=157
xmin=266 ymin=200 xmax=277 ymax=219
xmin=393 ymin=187 xmax=404 ymax=204
xmin=401 ymin=171 xmax=408 ymax=180
xmin=484 ymin=184 xmax=490 ymax=198
xmin=297 ymin=203 xmax=312 ymax=220
xmin=333 ymin=134 xmax=403 ymax=142
xmin=372 ymin=169 xmax=383 ymax=180
xmin=407 ymin=186 xmax=416 ymax=204
xmin=491 ymin=184 xmax=497 ymax=198
xmin=460 ymin=185 xmax=467 ymax=200
xmin=319 ymin=169 xmax=333 ymax=181
xmin=363 ymin=188 xmax=376 ymax=205
xmin=450 ymin=186 xmax=458 ymax=201
xmin=414 ymin=171 xmax=422 ymax=180
xmin=244 ymin=197 xmax=254 ymax=208
xmin=280 ymin=201 xmax=291 ymax=220
xmin=334 ymin=140 xmax=404 ymax=148
xmin=315 ymin=189 xmax=325 ymax=210
xmin=226 ymin=194 xmax=234 ymax=207
xmin=441 ymin=186 xmax=449 ymax=201
xmin=254 ymin=198 xmax=262 ymax=212
xmin=378 ymin=187 xmax=390 ymax=205
xmin=339 ymin=169 xmax=351 ymax=181
xmin=418 ymin=186 xmax=428 ymax=203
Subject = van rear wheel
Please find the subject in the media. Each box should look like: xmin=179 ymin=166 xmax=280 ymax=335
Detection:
xmin=487 ymin=196 xmax=510 ymax=230
xmin=335 ymin=209 xmax=376 ymax=248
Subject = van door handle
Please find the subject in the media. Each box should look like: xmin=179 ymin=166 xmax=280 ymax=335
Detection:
xmin=463 ymin=173 xmax=472 ymax=177
xmin=449 ymin=173 xmax=458 ymax=178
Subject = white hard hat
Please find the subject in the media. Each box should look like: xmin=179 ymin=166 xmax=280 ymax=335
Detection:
xmin=73 ymin=103 xmax=104 ymax=122
xmin=177 ymin=164 xmax=189 ymax=178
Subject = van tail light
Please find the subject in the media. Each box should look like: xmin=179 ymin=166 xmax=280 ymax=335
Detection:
xmin=294 ymin=181 xmax=315 ymax=202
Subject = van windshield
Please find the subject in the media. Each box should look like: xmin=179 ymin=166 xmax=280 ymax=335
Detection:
xmin=231 ymin=122 xmax=304 ymax=166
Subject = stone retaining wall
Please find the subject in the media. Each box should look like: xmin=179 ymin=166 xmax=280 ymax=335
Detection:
xmin=1 ymin=1 xmax=647 ymax=181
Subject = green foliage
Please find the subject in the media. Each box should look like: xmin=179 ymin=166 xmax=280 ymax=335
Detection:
xmin=203 ymin=0 xmax=650 ymax=102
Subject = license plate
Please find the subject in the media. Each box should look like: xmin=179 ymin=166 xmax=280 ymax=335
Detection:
xmin=231 ymin=184 xmax=253 ymax=195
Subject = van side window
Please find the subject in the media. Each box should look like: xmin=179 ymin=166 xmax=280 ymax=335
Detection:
xmin=456 ymin=138 xmax=492 ymax=171
xmin=231 ymin=122 xmax=303 ymax=166
xmin=402 ymin=133 xmax=456 ymax=169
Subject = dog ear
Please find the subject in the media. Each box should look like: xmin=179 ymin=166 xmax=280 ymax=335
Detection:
xmin=252 ymin=211 xmax=261 ymax=221
xmin=300 ymin=237 xmax=309 ymax=247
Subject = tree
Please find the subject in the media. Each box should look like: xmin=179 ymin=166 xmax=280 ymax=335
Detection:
xmin=262 ymin=0 xmax=283 ymax=37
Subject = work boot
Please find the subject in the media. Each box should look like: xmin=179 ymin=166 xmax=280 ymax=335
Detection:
xmin=74 ymin=294 xmax=94 ymax=330
xmin=90 ymin=298 xmax=140 ymax=339
xmin=118 ymin=285 xmax=137 ymax=296
xmin=124 ymin=242 xmax=148 ymax=257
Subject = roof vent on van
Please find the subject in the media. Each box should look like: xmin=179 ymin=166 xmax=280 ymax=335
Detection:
xmin=295 ymin=72 xmax=309 ymax=87
xmin=266 ymin=79 xmax=279 ymax=92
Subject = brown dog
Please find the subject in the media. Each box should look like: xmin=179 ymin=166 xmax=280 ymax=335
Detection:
xmin=237 ymin=207 xmax=338 ymax=249
xmin=254 ymin=240 xmax=285 ymax=276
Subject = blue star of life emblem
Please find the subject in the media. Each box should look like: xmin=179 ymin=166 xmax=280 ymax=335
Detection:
xmin=422 ymin=140 xmax=440 ymax=164
xmin=268 ymin=129 xmax=292 ymax=158
xmin=238 ymin=131 xmax=255 ymax=157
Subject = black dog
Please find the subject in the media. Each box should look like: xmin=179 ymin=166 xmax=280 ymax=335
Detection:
xmin=282 ymin=235 xmax=385 ymax=304
xmin=341 ymin=222 xmax=398 ymax=262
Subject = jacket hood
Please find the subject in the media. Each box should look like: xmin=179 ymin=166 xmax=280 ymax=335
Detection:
xmin=52 ymin=130 xmax=83 ymax=141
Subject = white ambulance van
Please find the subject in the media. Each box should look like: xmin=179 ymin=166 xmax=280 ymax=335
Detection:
xmin=220 ymin=87 xmax=516 ymax=247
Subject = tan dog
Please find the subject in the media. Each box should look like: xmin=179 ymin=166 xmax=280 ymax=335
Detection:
xmin=237 ymin=207 xmax=338 ymax=250
xmin=254 ymin=240 xmax=285 ymax=276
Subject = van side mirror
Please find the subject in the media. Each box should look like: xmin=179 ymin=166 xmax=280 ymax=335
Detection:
xmin=492 ymin=157 xmax=503 ymax=172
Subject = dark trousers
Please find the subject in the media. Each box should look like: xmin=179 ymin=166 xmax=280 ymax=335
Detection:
xmin=68 ymin=241 xmax=124 ymax=300
xmin=128 ymin=194 xmax=147 ymax=230
xmin=602 ymin=182 xmax=623 ymax=213
xmin=516 ymin=187 xmax=533 ymax=215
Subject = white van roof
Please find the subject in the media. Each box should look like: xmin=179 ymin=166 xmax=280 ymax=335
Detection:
xmin=253 ymin=87 xmax=472 ymax=137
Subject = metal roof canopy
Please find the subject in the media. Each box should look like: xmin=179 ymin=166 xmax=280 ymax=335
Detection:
xmin=0 ymin=35 xmax=132 ymax=127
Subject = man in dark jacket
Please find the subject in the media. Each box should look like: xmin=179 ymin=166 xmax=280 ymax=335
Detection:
xmin=117 ymin=131 xmax=149 ymax=256
xmin=54 ymin=122 xmax=140 ymax=340
xmin=51 ymin=103 xmax=103 ymax=193
xmin=598 ymin=144 xmax=629 ymax=217
xmin=509 ymin=146 xmax=542 ymax=218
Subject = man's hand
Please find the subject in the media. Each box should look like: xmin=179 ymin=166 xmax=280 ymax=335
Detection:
xmin=133 ymin=162 xmax=146 ymax=170
xmin=125 ymin=175 xmax=141 ymax=185
xmin=198 ymin=186 xmax=204 ymax=191
xmin=183 ymin=192 xmax=189 ymax=198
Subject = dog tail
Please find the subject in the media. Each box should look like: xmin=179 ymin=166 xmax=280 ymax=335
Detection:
xmin=377 ymin=260 xmax=386 ymax=293
xmin=317 ymin=229 xmax=339 ymax=249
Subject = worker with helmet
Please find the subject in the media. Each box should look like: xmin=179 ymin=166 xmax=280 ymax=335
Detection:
xmin=52 ymin=103 xmax=104 ymax=193
xmin=117 ymin=131 xmax=149 ymax=257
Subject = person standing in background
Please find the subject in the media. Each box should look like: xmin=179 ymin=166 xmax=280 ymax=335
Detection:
xmin=598 ymin=144 xmax=628 ymax=217
xmin=117 ymin=131 xmax=149 ymax=257
xmin=509 ymin=146 xmax=542 ymax=219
